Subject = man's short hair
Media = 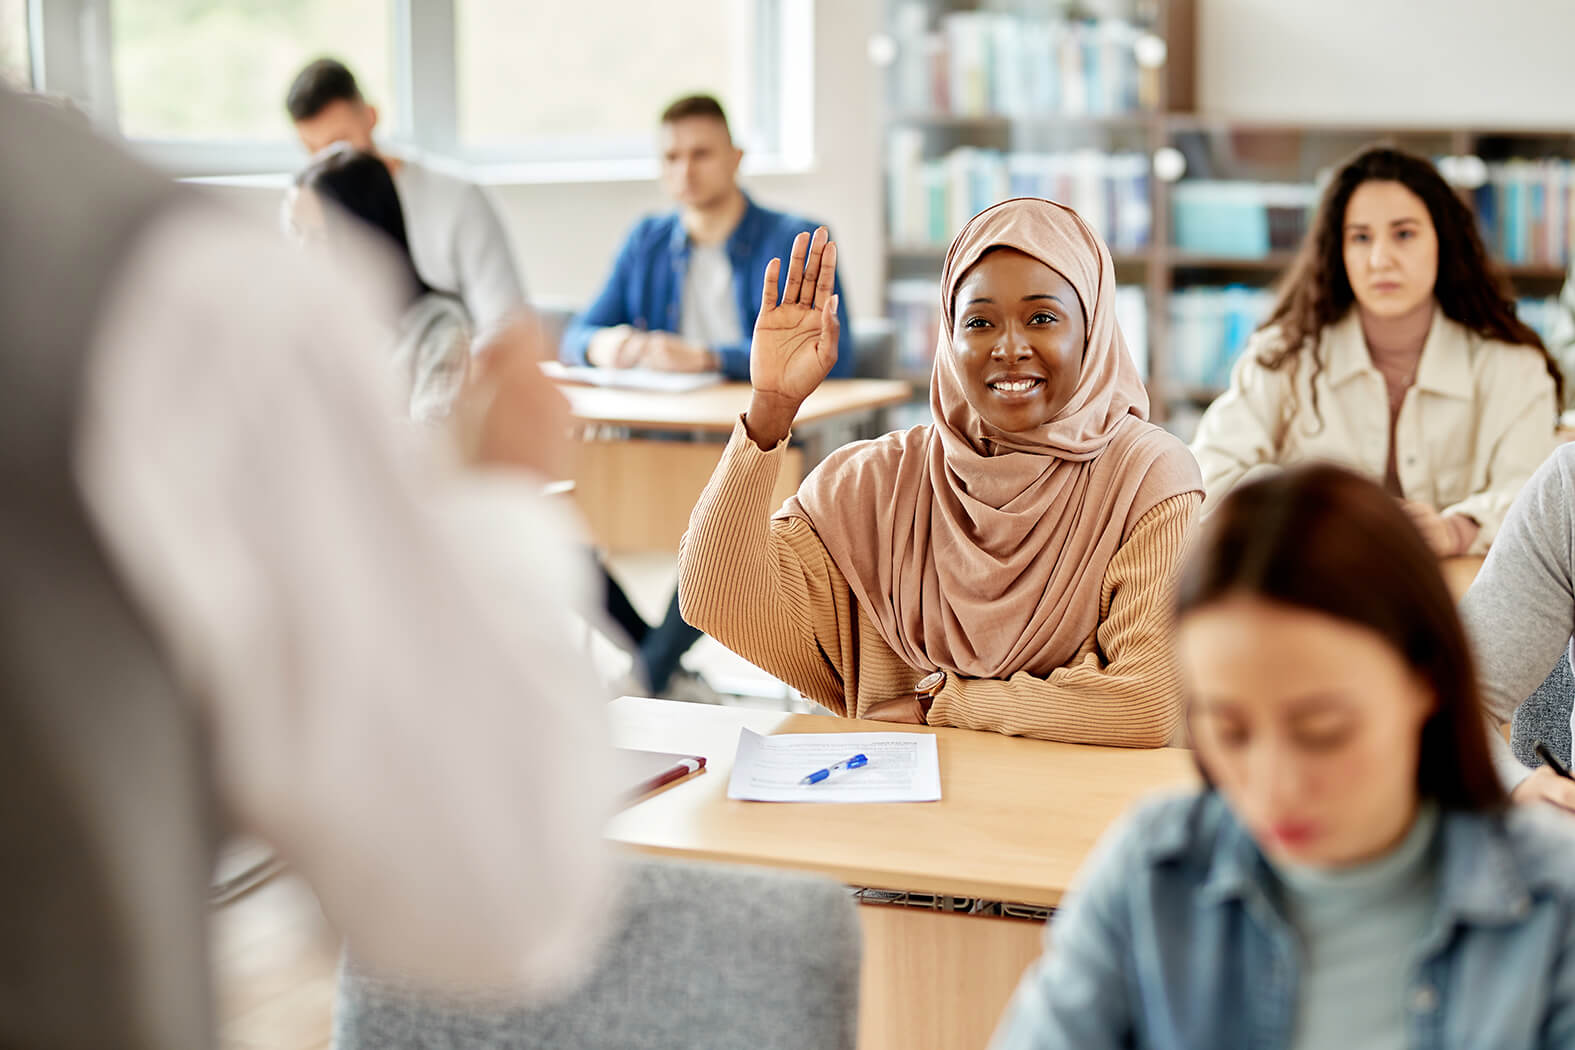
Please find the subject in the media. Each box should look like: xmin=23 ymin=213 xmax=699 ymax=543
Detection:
xmin=286 ymin=58 xmax=363 ymax=123
xmin=660 ymin=94 xmax=730 ymax=136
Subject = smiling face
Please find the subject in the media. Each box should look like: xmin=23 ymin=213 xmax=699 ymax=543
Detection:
xmin=1180 ymin=595 xmax=1434 ymax=869
xmin=1341 ymin=179 xmax=1439 ymax=320
xmin=950 ymin=248 xmax=1086 ymax=433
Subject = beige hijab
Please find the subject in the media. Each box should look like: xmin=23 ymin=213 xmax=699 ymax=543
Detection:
xmin=779 ymin=198 xmax=1200 ymax=680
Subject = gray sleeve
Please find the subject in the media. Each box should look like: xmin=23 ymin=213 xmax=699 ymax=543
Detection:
xmin=1459 ymin=444 xmax=1575 ymax=785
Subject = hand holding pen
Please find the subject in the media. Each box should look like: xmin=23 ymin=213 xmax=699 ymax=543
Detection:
xmin=1514 ymin=741 xmax=1575 ymax=815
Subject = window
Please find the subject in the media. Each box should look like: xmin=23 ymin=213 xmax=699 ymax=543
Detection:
xmin=1 ymin=0 xmax=29 ymax=89
xmin=25 ymin=0 xmax=800 ymax=176
xmin=109 ymin=0 xmax=394 ymax=142
xmin=455 ymin=0 xmax=766 ymax=160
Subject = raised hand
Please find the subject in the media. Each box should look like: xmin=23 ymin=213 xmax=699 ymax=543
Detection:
xmin=743 ymin=227 xmax=840 ymax=449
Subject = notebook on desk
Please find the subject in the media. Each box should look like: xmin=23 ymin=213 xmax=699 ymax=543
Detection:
xmin=619 ymin=748 xmax=707 ymax=801
xmin=543 ymin=361 xmax=724 ymax=393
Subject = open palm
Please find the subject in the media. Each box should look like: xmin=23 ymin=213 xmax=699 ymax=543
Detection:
xmin=751 ymin=227 xmax=841 ymax=404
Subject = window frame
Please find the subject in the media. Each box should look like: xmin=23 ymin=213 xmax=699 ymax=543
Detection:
xmin=27 ymin=0 xmax=812 ymax=180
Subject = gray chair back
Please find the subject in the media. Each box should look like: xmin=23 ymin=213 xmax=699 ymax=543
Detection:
xmin=333 ymin=858 xmax=861 ymax=1050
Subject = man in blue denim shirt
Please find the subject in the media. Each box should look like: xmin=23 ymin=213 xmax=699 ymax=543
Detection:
xmin=562 ymin=95 xmax=852 ymax=697
xmin=561 ymin=94 xmax=853 ymax=380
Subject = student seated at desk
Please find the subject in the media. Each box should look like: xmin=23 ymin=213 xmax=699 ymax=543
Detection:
xmin=679 ymin=198 xmax=1202 ymax=745
xmin=289 ymin=147 xmax=679 ymax=691
xmin=561 ymin=93 xmax=855 ymax=698
xmin=286 ymin=58 xmax=526 ymax=339
xmin=560 ymin=94 xmax=853 ymax=380
xmin=992 ymin=465 xmax=1575 ymax=1050
xmin=1461 ymin=442 xmax=1575 ymax=813
xmin=1191 ymin=145 xmax=1560 ymax=557
xmin=291 ymin=146 xmax=471 ymax=423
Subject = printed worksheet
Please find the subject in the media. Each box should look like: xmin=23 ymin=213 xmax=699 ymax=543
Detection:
xmin=726 ymin=729 xmax=942 ymax=803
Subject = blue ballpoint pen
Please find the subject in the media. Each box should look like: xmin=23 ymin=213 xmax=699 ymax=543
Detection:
xmin=799 ymin=753 xmax=869 ymax=786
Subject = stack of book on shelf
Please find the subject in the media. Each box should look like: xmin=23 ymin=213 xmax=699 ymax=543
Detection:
xmin=1165 ymin=286 xmax=1276 ymax=394
xmin=1475 ymin=160 xmax=1575 ymax=268
xmin=1170 ymin=181 xmax=1318 ymax=258
xmin=1518 ymin=295 xmax=1565 ymax=343
xmin=887 ymin=280 xmax=1148 ymax=383
xmin=890 ymin=3 xmax=1151 ymax=116
xmin=889 ymin=138 xmax=1151 ymax=252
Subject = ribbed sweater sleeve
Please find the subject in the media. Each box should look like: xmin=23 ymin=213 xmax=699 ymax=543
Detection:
xmin=677 ymin=419 xmax=857 ymax=715
xmin=926 ymin=492 xmax=1200 ymax=747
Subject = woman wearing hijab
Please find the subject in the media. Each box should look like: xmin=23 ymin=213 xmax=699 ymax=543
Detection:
xmin=677 ymin=199 xmax=1202 ymax=745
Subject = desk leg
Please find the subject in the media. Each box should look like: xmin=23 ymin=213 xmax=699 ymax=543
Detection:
xmin=856 ymin=906 xmax=1044 ymax=1050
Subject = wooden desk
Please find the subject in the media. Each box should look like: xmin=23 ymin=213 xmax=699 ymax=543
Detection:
xmin=563 ymin=378 xmax=912 ymax=435
xmin=609 ymin=697 xmax=1195 ymax=1050
xmin=1443 ymin=555 xmax=1485 ymax=601
xmin=562 ymin=379 xmax=911 ymax=553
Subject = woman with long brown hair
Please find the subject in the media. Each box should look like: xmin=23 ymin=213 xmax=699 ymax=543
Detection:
xmin=992 ymin=465 xmax=1575 ymax=1049
xmin=1191 ymin=145 xmax=1560 ymax=557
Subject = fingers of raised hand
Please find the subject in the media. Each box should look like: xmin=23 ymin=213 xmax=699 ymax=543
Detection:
xmin=782 ymin=231 xmax=811 ymax=305
xmin=818 ymin=293 xmax=841 ymax=367
xmin=760 ymin=257 xmax=782 ymax=314
xmin=798 ymin=226 xmax=829 ymax=305
xmin=811 ymin=240 xmax=837 ymax=309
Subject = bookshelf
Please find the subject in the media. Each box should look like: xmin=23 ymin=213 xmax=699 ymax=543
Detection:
xmin=878 ymin=0 xmax=1575 ymax=437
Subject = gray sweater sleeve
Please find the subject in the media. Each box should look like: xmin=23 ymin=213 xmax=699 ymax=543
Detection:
xmin=1459 ymin=444 xmax=1575 ymax=787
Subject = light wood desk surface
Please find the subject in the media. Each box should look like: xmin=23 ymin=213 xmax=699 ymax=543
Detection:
xmin=608 ymin=697 xmax=1196 ymax=908
xmin=1442 ymin=555 xmax=1485 ymax=601
xmin=562 ymin=378 xmax=912 ymax=433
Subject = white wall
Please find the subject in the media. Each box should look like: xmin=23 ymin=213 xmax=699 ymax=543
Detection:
xmin=1198 ymin=0 xmax=1575 ymax=127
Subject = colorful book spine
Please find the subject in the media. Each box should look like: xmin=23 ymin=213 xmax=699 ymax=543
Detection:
xmin=1166 ymin=287 xmax=1277 ymax=392
xmin=904 ymin=13 xmax=1143 ymax=117
xmin=1476 ymin=158 xmax=1575 ymax=266
xmin=889 ymin=146 xmax=1152 ymax=252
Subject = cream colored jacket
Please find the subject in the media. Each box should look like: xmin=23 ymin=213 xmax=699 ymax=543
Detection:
xmin=1190 ymin=308 xmax=1557 ymax=552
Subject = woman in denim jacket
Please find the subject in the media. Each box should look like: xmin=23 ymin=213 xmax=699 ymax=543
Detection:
xmin=993 ymin=464 xmax=1575 ymax=1050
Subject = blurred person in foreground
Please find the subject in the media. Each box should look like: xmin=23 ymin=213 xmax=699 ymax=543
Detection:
xmin=0 ymin=87 xmax=613 ymax=1049
xmin=288 ymin=144 xmax=665 ymax=682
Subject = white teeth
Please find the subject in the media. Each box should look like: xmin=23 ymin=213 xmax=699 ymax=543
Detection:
xmin=990 ymin=379 xmax=1041 ymax=393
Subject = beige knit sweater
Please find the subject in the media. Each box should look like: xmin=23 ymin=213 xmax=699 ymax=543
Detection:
xmin=678 ymin=421 xmax=1202 ymax=747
